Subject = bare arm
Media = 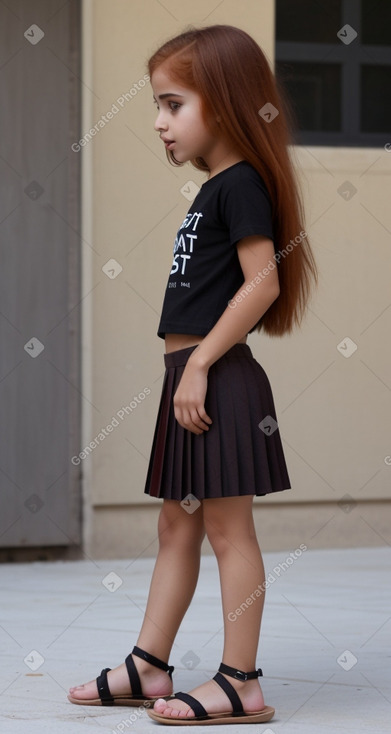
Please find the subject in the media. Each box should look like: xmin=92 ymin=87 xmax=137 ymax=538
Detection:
xmin=173 ymin=235 xmax=280 ymax=433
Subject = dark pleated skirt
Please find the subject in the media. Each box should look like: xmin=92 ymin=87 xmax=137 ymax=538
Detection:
xmin=144 ymin=343 xmax=291 ymax=500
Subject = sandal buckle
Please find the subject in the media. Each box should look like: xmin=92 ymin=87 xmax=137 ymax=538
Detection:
xmin=233 ymin=669 xmax=247 ymax=681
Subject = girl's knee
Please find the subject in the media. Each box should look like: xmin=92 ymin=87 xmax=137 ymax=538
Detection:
xmin=205 ymin=526 xmax=230 ymax=556
xmin=203 ymin=498 xmax=257 ymax=552
xmin=158 ymin=500 xmax=204 ymax=548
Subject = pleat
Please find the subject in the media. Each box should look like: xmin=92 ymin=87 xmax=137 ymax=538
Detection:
xmin=144 ymin=343 xmax=291 ymax=500
xmin=235 ymin=353 xmax=258 ymax=493
xmin=214 ymin=353 xmax=242 ymax=496
xmin=143 ymin=369 xmax=171 ymax=497
xmin=170 ymin=389 xmax=183 ymax=499
xmin=248 ymin=355 xmax=290 ymax=494
xmin=203 ymin=360 xmax=225 ymax=498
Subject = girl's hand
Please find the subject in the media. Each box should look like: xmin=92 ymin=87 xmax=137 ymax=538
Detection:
xmin=173 ymin=361 xmax=213 ymax=434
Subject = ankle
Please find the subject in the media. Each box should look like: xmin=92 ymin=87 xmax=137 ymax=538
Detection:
xmin=133 ymin=644 xmax=172 ymax=666
xmin=133 ymin=657 xmax=160 ymax=675
xmin=221 ymin=673 xmax=259 ymax=690
xmin=133 ymin=655 xmax=172 ymax=680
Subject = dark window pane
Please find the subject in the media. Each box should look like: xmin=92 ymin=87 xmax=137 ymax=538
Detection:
xmin=276 ymin=62 xmax=341 ymax=131
xmin=276 ymin=0 xmax=342 ymax=43
xmin=361 ymin=0 xmax=391 ymax=46
xmin=361 ymin=65 xmax=391 ymax=131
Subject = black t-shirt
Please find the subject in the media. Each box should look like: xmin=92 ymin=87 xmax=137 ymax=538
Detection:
xmin=157 ymin=160 xmax=274 ymax=339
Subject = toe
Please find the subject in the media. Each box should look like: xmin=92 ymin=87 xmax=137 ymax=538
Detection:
xmin=153 ymin=699 xmax=194 ymax=719
xmin=154 ymin=698 xmax=168 ymax=713
xmin=68 ymin=685 xmax=84 ymax=696
xmin=68 ymin=682 xmax=98 ymax=700
xmin=164 ymin=705 xmax=183 ymax=718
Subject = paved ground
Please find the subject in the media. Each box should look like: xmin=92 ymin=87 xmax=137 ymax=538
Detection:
xmin=1 ymin=546 xmax=390 ymax=733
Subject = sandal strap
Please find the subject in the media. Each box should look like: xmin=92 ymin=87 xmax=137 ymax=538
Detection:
xmin=169 ymin=665 xmax=263 ymax=720
xmin=97 ymin=647 xmax=174 ymax=705
xmin=212 ymin=672 xmax=243 ymax=714
xmin=131 ymin=645 xmax=175 ymax=678
xmin=124 ymin=653 xmax=142 ymax=696
xmin=218 ymin=662 xmax=263 ymax=682
xmin=96 ymin=667 xmax=114 ymax=706
xmin=174 ymin=691 xmax=208 ymax=719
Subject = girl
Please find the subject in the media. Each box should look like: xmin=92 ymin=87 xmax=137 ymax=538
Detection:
xmin=68 ymin=24 xmax=317 ymax=725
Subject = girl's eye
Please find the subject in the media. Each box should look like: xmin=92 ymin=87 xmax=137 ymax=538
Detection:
xmin=169 ymin=102 xmax=181 ymax=112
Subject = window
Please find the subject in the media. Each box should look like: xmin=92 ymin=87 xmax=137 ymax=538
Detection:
xmin=275 ymin=0 xmax=391 ymax=146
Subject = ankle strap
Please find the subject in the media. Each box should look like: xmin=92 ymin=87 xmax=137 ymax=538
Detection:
xmin=218 ymin=662 xmax=263 ymax=681
xmin=132 ymin=646 xmax=174 ymax=678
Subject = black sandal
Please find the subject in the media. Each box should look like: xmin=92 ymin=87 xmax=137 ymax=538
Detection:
xmin=68 ymin=645 xmax=174 ymax=706
xmin=147 ymin=662 xmax=275 ymax=725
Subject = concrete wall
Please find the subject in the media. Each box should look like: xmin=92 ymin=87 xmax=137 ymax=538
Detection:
xmin=80 ymin=0 xmax=391 ymax=559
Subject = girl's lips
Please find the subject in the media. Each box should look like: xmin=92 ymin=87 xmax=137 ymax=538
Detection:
xmin=164 ymin=141 xmax=175 ymax=149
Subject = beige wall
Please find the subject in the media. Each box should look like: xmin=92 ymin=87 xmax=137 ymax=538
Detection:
xmin=80 ymin=0 xmax=391 ymax=558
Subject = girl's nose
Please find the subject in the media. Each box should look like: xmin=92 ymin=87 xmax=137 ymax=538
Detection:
xmin=154 ymin=111 xmax=168 ymax=132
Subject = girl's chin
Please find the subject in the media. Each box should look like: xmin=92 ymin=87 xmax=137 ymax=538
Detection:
xmin=170 ymin=152 xmax=190 ymax=163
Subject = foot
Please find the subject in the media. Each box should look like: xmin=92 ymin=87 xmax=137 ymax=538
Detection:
xmin=153 ymin=675 xmax=265 ymax=719
xmin=68 ymin=656 xmax=173 ymax=701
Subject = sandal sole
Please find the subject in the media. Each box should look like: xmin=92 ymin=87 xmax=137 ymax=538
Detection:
xmin=147 ymin=705 xmax=275 ymax=725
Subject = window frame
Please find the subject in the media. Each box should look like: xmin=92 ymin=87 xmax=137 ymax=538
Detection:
xmin=275 ymin=0 xmax=391 ymax=146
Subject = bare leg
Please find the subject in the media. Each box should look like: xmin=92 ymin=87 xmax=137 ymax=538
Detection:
xmin=69 ymin=499 xmax=205 ymax=700
xmin=136 ymin=498 xmax=205 ymax=659
xmin=154 ymin=496 xmax=267 ymax=718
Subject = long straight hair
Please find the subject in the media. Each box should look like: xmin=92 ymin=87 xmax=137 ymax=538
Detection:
xmin=147 ymin=25 xmax=318 ymax=336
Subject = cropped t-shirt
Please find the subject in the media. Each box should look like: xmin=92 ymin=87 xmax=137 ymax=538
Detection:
xmin=157 ymin=160 xmax=274 ymax=339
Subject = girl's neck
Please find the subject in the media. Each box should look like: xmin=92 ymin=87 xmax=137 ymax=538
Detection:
xmin=206 ymin=152 xmax=245 ymax=181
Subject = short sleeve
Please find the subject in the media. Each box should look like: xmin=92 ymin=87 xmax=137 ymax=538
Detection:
xmin=220 ymin=169 xmax=274 ymax=246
